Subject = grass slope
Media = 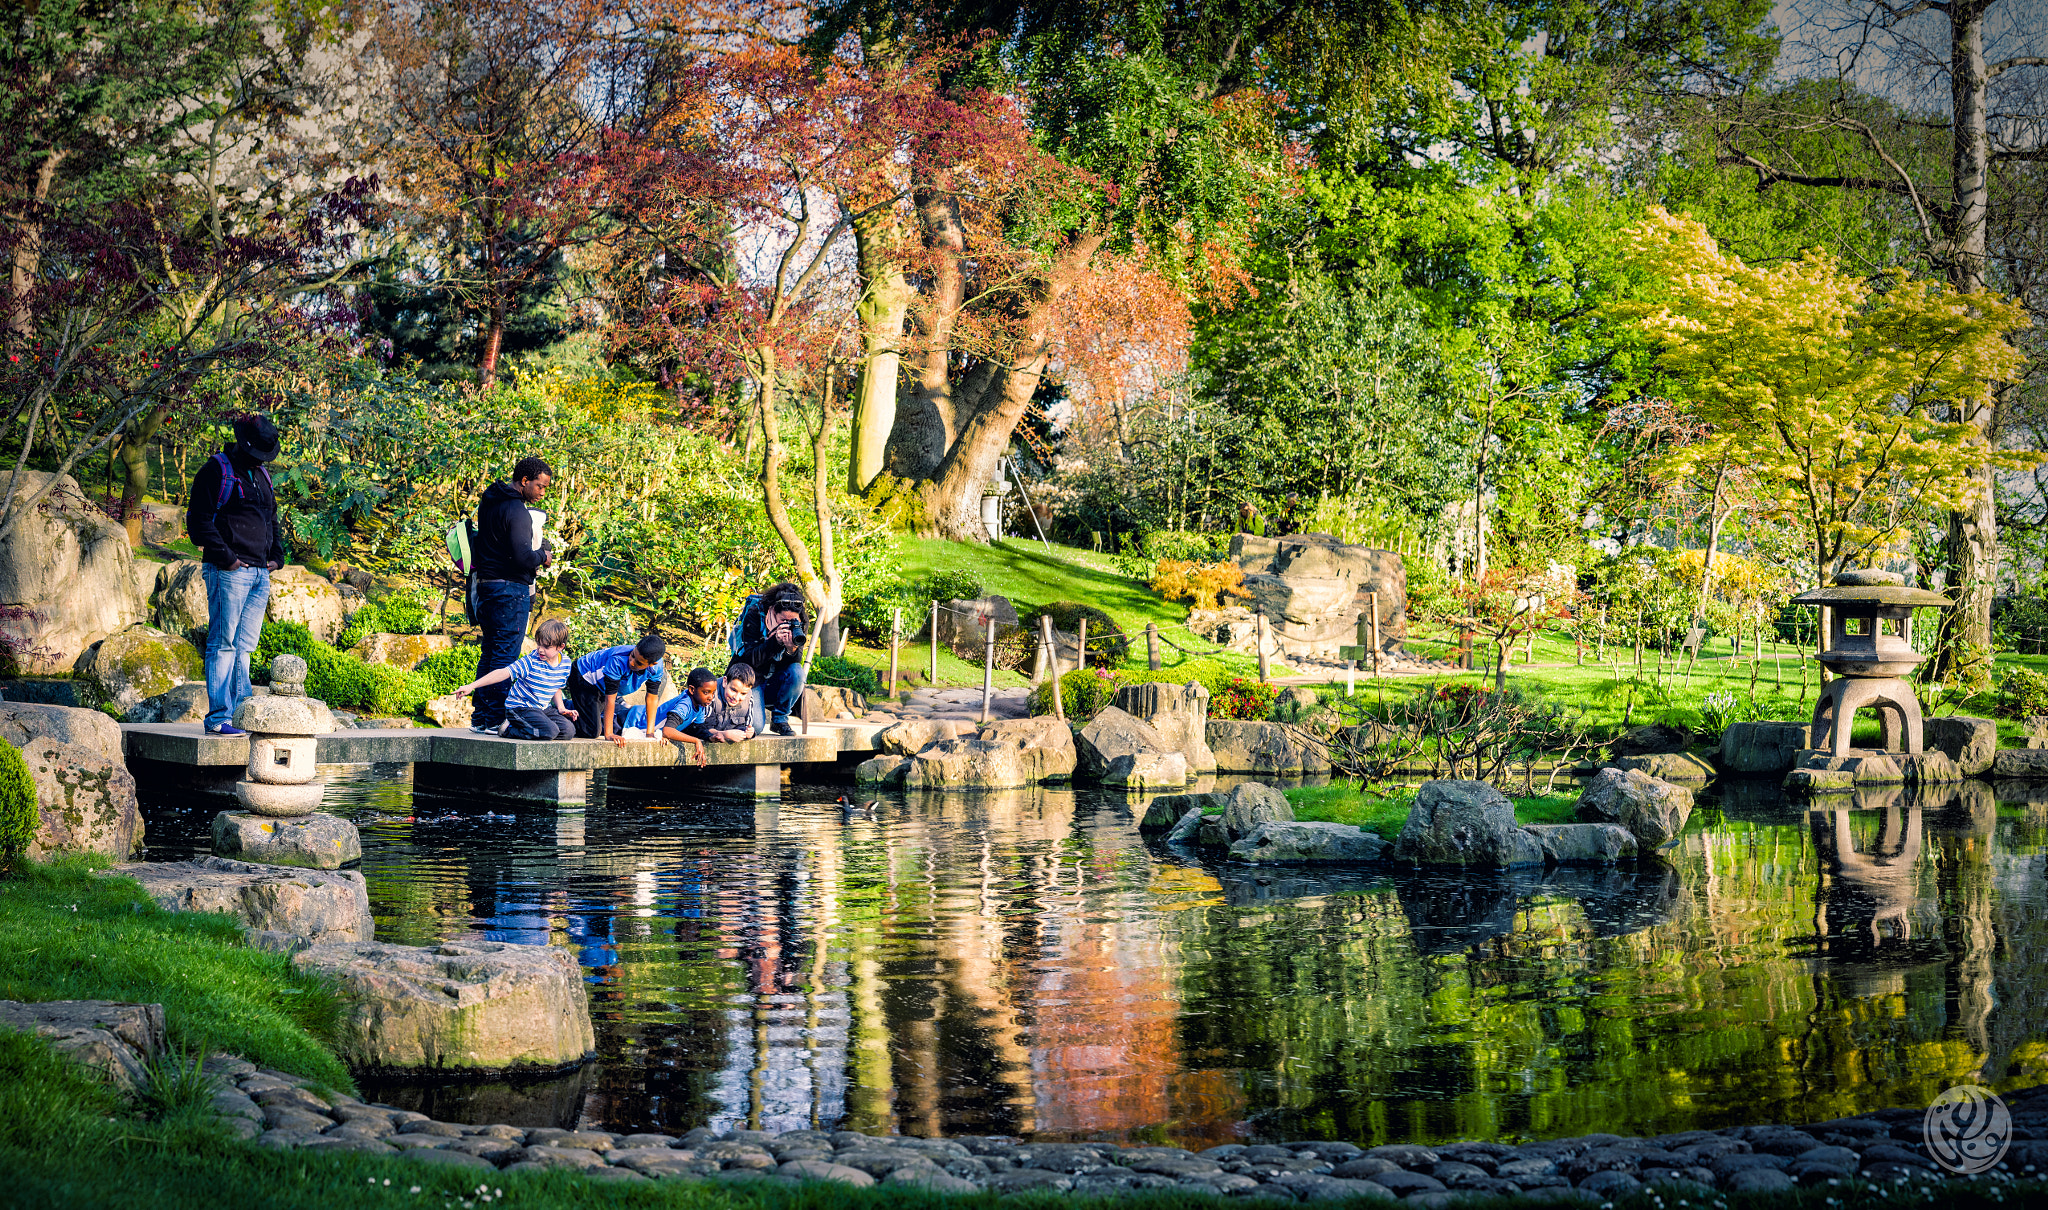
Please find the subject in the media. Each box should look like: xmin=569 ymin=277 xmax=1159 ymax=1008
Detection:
xmin=0 ymin=858 xmax=351 ymax=1087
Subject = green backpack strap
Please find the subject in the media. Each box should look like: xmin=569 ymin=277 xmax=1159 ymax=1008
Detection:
xmin=445 ymin=517 xmax=474 ymax=574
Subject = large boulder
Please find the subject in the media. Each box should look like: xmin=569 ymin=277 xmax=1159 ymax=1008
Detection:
xmin=877 ymin=718 xmax=975 ymax=756
xmin=137 ymin=502 xmax=186 ymax=546
xmin=122 ymin=682 xmax=210 ymax=724
xmin=1606 ymin=751 xmax=1715 ymax=781
xmin=1075 ymin=705 xmax=1172 ymax=781
xmin=1109 ymin=681 xmax=1217 ymax=774
xmin=148 ymin=559 xmax=210 ymax=643
xmin=1576 ymin=767 xmax=1694 ymax=849
xmin=1922 ymin=716 xmax=1997 ymax=777
xmin=1205 ymin=720 xmax=1330 ymax=775
xmin=114 ymin=857 xmax=372 ymax=947
xmin=265 ymin=566 xmax=348 ymax=643
xmin=1221 ymin=531 xmax=1406 ymax=662
xmin=71 ymin=623 xmax=202 ymax=714
xmin=0 ymin=1000 xmax=164 ymax=1092
xmin=978 ymin=715 xmax=1077 ymax=781
xmin=18 ymin=736 xmax=143 ymax=860
xmin=212 ymin=811 xmax=360 ymax=869
xmin=853 ymin=755 xmax=910 ymax=786
xmin=423 ymin=694 xmax=472 ymax=729
xmin=1392 ymin=780 xmax=1543 ymax=868
xmin=291 ymin=940 xmax=596 ymax=1072
xmin=805 ymin=685 xmax=868 ymax=720
xmin=901 ymin=738 xmax=1036 ymax=790
xmin=1221 ymin=781 xmax=1293 ymax=841
xmin=0 ymin=471 xmax=144 ymax=674
xmin=1719 ymin=721 xmax=1812 ymax=774
xmin=1101 ymin=750 xmax=1188 ymax=788
xmin=0 ymin=702 xmax=124 ymax=763
xmin=1227 ymin=821 xmax=1387 ymax=864
xmin=933 ymin=595 xmax=1020 ymax=663
xmin=1523 ymin=823 xmax=1638 ymax=865
xmin=351 ymin=632 xmax=453 ymax=671
xmin=1140 ymin=790 xmax=1227 ymax=829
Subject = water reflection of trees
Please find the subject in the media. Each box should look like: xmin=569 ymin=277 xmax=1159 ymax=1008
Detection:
xmin=326 ymin=769 xmax=2048 ymax=1146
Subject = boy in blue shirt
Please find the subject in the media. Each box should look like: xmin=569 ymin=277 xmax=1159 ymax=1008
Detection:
xmin=566 ymin=634 xmax=667 ymax=744
xmin=658 ymin=667 xmax=718 ymax=767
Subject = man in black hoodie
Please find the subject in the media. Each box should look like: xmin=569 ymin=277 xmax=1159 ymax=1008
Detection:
xmin=187 ymin=415 xmax=286 ymax=734
xmin=469 ymin=457 xmax=553 ymax=732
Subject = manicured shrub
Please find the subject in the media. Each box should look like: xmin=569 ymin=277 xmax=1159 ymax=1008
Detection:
xmin=1151 ymin=558 xmax=1251 ymax=611
xmin=417 ymin=644 xmax=483 ymax=696
xmin=335 ymin=592 xmax=431 ymax=650
xmin=1027 ymin=667 xmax=1121 ymax=719
xmin=0 ymin=741 xmax=38 ymax=873
xmin=252 ymin=620 xmax=435 ymax=715
xmin=809 ymin=655 xmax=880 ymax=696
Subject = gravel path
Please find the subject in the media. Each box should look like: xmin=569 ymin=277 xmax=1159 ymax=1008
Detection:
xmin=207 ymin=1053 xmax=2044 ymax=1202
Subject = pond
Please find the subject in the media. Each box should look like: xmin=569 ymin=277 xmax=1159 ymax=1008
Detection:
xmin=137 ymin=769 xmax=2048 ymax=1148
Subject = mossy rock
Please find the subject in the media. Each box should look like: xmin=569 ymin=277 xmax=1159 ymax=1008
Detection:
xmin=72 ymin=624 xmax=203 ymax=714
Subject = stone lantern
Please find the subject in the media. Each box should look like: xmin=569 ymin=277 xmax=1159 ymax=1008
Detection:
xmin=212 ymin=654 xmax=360 ymax=869
xmin=1789 ymin=569 xmax=1948 ymax=759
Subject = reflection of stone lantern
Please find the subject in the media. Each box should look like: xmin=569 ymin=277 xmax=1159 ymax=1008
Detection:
xmin=211 ymin=654 xmax=360 ymax=869
xmin=1789 ymin=569 xmax=1948 ymax=758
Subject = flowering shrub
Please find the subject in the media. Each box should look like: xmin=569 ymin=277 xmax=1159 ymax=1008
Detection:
xmin=1213 ymin=676 xmax=1278 ymax=720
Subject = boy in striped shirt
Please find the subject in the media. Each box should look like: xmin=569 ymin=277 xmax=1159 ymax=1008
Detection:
xmin=454 ymin=619 xmax=577 ymax=739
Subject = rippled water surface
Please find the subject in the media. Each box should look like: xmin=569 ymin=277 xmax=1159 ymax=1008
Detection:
xmin=139 ymin=770 xmax=2048 ymax=1145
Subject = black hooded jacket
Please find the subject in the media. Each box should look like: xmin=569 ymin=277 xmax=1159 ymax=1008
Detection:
xmin=472 ymin=480 xmax=550 ymax=584
xmin=187 ymin=449 xmax=284 ymax=570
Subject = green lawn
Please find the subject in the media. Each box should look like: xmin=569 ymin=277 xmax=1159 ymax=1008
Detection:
xmin=0 ymin=858 xmax=350 ymax=1088
xmin=900 ymin=537 xmax=1188 ymax=636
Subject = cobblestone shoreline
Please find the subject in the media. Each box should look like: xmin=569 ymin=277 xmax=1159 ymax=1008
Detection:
xmin=210 ymin=1055 xmax=2045 ymax=1203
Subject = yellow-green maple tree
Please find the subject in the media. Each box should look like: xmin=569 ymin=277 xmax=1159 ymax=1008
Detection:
xmin=1612 ymin=208 xmax=2033 ymax=586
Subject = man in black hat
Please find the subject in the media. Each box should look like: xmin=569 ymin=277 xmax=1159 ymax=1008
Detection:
xmin=187 ymin=414 xmax=285 ymax=735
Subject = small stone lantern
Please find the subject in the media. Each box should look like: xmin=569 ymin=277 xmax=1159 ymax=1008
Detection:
xmin=1789 ymin=569 xmax=1948 ymax=759
xmin=212 ymin=654 xmax=360 ymax=869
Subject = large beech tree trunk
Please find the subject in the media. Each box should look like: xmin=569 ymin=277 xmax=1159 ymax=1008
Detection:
xmin=848 ymin=208 xmax=910 ymax=494
xmin=886 ymin=230 xmax=1106 ymax=540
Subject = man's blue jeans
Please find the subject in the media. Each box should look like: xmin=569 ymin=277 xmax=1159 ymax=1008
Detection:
xmin=757 ymin=659 xmax=806 ymax=725
xmin=202 ymin=564 xmax=271 ymax=730
xmin=471 ymin=580 xmax=532 ymax=728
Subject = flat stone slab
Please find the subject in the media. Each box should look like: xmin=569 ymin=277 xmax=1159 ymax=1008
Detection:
xmin=213 ymin=811 xmax=362 ymax=869
xmin=1606 ymin=752 xmax=1716 ymax=781
xmin=126 ymin=724 xmax=432 ymax=767
xmin=0 ymin=1000 xmax=164 ymax=1091
xmin=1227 ymin=821 xmax=1387 ymax=864
xmin=291 ymin=940 xmax=595 ymax=1072
xmin=1993 ymin=748 xmax=2048 ymax=779
xmin=112 ymin=856 xmax=371 ymax=946
xmin=1524 ymin=822 xmax=1638 ymax=865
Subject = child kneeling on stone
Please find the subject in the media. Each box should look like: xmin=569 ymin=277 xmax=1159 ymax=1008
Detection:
xmin=682 ymin=661 xmax=761 ymax=744
xmin=453 ymin=619 xmax=576 ymax=739
xmin=658 ymin=667 xmax=718 ymax=767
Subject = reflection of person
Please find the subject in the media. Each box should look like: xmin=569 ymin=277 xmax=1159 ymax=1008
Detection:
xmin=567 ymin=635 xmax=666 ymax=744
xmin=734 ymin=582 xmax=808 ymax=736
xmin=454 ymin=619 xmax=576 ymax=739
xmin=187 ymin=415 xmax=284 ymax=735
xmin=468 ymin=457 xmax=553 ymax=733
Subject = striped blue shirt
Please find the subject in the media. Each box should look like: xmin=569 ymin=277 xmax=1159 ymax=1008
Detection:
xmin=504 ymin=650 xmax=572 ymax=711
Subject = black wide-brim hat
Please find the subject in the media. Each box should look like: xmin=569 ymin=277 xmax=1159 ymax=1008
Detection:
xmin=233 ymin=415 xmax=280 ymax=463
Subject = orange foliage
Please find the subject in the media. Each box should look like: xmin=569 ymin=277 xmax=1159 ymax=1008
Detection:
xmin=1152 ymin=559 xmax=1251 ymax=611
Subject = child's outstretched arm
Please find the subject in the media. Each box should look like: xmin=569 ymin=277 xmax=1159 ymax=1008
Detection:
xmin=453 ymin=666 xmax=514 ymax=697
xmin=661 ymin=724 xmax=707 ymax=767
xmin=553 ymin=689 xmax=577 ymax=721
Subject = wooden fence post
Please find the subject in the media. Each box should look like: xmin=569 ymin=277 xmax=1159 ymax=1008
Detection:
xmin=888 ymin=608 xmax=900 ymax=695
xmin=1077 ymin=618 xmax=1089 ymax=673
xmin=980 ymin=615 xmax=995 ymax=723
xmin=1146 ymin=622 xmax=1160 ymax=671
xmin=929 ymin=599 xmax=939 ymax=684
xmin=1042 ymin=614 xmax=1063 ymax=721
xmin=1255 ymin=608 xmax=1271 ymax=683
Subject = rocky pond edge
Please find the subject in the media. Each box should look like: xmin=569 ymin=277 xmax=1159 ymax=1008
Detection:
xmin=204 ymin=1050 xmax=2047 ymax=1205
